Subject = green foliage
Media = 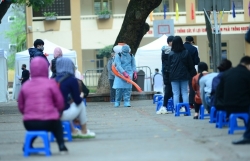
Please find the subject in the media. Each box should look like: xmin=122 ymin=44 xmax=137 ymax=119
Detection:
xmin=43 ymin=11 xmax=57 ymax=17
xmin=97 ymin=45 xmax=113 ymax=58
xmin=13 ymin=0 xmax=55 ymax=11
xmin=4 ymin=5 xmax=26 ymax=69
xmin=98 ymin=9 xmax=112 ymax=15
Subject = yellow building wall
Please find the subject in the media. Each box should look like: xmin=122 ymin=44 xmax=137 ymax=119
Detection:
xmin=175 ymin=0 xmax=186 ymax=11
xmin=82 ymin=49 xmax=96 ymax=71
xmin=113 ymin=0 xmax=128 ymax=14
xmin=81 ymin=0 xmax=94 ymax=15
xmin=196 ymin=34 xmax=245 ymax=68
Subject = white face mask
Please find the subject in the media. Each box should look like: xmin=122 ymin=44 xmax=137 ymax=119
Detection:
xmin=39 ymin=46 xmax=44 ymax=51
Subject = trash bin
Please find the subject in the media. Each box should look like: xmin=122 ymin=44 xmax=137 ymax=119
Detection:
xmin=132 ymin=70 xmax=145 ymax=91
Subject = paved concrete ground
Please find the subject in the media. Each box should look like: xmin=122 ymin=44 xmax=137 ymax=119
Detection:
xmin=0 ymin=100 xmax=249 ymax=161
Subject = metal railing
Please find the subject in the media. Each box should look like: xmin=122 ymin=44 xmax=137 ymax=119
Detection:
xmin=84 ymin=68 xmax=103 ymax=87
xmin=136 ymin=66 xmax=152 ymax=91
xmin=83 ymin=66 xmax=153 ymax=91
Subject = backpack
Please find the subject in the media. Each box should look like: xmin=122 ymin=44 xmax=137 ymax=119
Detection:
xmin=81 ymin=80 xmax=89 ymax=98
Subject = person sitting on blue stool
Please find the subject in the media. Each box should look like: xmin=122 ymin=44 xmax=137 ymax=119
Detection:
xmin=18 ymin=57 xmax=68 ymax=153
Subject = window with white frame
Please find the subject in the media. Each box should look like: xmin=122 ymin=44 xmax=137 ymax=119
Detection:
xmin=94 ymin=0 xmax=112 ymax=14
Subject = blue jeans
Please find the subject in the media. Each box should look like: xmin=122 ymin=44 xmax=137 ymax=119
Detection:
xmin=171 ymin=80 xmax=189 ymax=108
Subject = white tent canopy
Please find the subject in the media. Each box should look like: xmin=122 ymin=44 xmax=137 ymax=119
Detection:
xmin=135 ymin=35 xmax=168 ymax=91
xmin=13 ymin=39 xmax=77 ymax=100
xmin=0 ymin=50 xmax=8 ymax=102
xmin=135 ymin=35 xmax=168 ymax=72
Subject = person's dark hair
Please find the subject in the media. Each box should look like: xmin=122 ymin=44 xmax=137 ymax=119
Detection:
xmin=171 ymin=36 xmax=185 ymax=53
xmin=167 ymin=36 xmax=174 ymax=44
xmin=185 ymin=36 xmax=194 ymax=43
xmin=198 ymin=62 xmax=208 ymax=73
xmin=22 ymin=64 xmax=26 ymax=68
xmin=33 ymin=39 xmax=44 ymax=48
xmin=217 ymin=59 xmax=232 ymax=72
xmin=240 ymin=56 xmax=250 ymax=65
xmin=155 ymin=68 xmax=159 ymax=72
xmin=198 ymin=62 xmax=208 ymax=84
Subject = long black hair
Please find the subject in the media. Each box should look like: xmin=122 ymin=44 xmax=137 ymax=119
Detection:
xmin=198 ymin=62 xmax=208 ymax=84
xmin=171 ymin=36 xmax=185 ymax=53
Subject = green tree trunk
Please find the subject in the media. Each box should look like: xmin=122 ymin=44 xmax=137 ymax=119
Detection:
xmin=96 ymin=0 xmax=162 ymax=94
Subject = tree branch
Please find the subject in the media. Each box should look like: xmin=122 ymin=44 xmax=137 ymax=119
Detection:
xmin=0 ymin=1 xmax=12 ymax=24
xmin=114 ymin=0 xmax=162 ymax=54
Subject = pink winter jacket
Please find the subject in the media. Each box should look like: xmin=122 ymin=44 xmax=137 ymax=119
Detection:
xmin=18 ymin=57 xmax=64 ymax=121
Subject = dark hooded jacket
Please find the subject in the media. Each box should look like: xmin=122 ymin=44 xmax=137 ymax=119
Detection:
xmin=167 ymin=50 xmax=195 ymax=81
xmin=215 ymin=65 xmax=250 ymax=115
xmin=28 ymin=48 xmax=49 ymax=65
xmin=161 ymin=45 xmax=171 ymax=84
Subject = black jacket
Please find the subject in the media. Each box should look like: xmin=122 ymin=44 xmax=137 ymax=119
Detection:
xmin=167 ymin=50 xmax=194 ymax=81
xmin=245 ymin=28 xmax=250 ymax=43
xmin=50 ymin=58 xmax=57 ymax=78
xmin=161 ymin=46 xmax=171 ymax=84
xmin=215 ymin=65 xmax=250 ymax=114
xmin=21 ymin=69 xmax=30 ymax=84
xmin=183 ymin=42 xmax=200 ymax=65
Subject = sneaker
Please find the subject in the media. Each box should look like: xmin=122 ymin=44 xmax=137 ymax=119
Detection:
xmin=160 ymin=106 xmax=168 ymax=114
xmin=180 ymin=107 xmax=186 ymax=112
xmin=114 ymin=102 xmax=120 ymax=107
xmin=156 ymin=110 xmax=161 ymax=114
xmin=59 ymin=145 xmax=68 ymax=155
xmin=77 ymin=129 xmax=96 ymax=139
xmin=156 ymin=106 xmax=168 ymax=114
xmin=72 ymin=128 xmax=81 ymax=138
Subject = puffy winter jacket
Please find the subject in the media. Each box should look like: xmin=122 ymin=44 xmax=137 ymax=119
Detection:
xmin=28 ymin=48 xmax=49 ymax=65
xmin=192 ymin=72 xmax=208 ymax=104
xmin=167 ymin=50 xmax=195 ymax=81
xmin=18 ymin=57 xmax=64 ymax=121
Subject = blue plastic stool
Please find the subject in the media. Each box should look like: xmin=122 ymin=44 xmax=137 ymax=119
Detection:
xmin=228 ymin=113 xmax=249 ymax=134
xmin=156 ymin=100 xmax=163 ymax=111
xmin=209 ymin=106 xmax=217 ymax=123
xmin=50 ymin=121 xmax=72 ymax=142
xmin=167 ymin=98 xmax=174 ymax=113
xmin=153 ymin=94 xmax=163 ymax=104
xmin=199 ymin=105 xmax=210 ymax=119
xmin=175 ymin=103 xmax=191 ymax=116
xmin=83 ymin=98 xmax=87 ymax=106
xmin=24 ymin=131 xmax=51 ymax=157
xmin=215 ymin=111 xmax=228 ymax=128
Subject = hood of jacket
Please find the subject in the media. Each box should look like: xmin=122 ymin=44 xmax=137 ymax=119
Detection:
xmin=161 ymin=45 xmax=171 ymax=55
xmin=28 ymin=48 xmax=43 ymax=57
xmin=30 ymin=57 xmax=48 ymax=78
xmin=56 ymin=57 xmax=75 ymax=75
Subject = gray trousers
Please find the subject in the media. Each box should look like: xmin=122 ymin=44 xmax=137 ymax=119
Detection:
xmin=109 ymin=79 xmax=116 ymax=102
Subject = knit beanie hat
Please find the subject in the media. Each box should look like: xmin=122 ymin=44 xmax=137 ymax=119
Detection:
xmin=56 ymin=57 xmax=75 ymax=75
xmin=54 ymin=47 xmax=63 ymax=58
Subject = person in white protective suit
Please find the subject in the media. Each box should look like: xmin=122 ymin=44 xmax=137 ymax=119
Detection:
xmin=112 ymin=44 xmax=137 ymax=107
